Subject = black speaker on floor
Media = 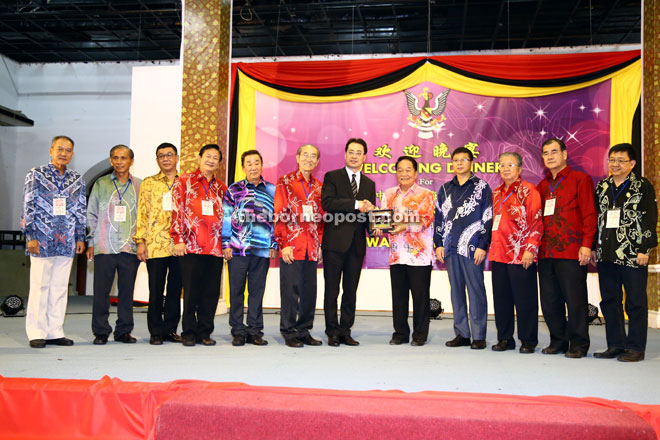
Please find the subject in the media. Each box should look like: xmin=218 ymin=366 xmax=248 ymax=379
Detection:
xmin=430 ymin=298 xmax=443 ymax=320
xmin=1 ymin=295 xmax=25 ymax=317
xmin=588 ymin=303 xmax=603 ymax=325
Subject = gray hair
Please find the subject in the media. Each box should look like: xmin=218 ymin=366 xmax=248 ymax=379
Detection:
xmin=499 ymin=152 xmax=522 ymax=167
xmin=296 ymin=144 xmax=320 ymax=159
xmin=110 ymin=144 xmax=134 ymax=159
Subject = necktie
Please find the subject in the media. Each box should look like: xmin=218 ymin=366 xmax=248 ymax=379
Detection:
xmin=351 ymin=173 xmax=358 ymax=198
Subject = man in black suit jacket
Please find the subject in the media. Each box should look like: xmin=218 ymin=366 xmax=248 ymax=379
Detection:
xmin=321 ymin=138 xmax=377 ymax=346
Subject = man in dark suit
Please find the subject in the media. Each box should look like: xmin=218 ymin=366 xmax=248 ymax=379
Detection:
xmin=321 ymin=138 xmax=377 ymax=346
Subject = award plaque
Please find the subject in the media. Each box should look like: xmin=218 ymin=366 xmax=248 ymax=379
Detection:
xmin=369 ymin=209 xmax=394 ymax=231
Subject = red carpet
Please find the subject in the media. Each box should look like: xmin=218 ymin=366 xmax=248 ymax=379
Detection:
xmin=0 ymin=375 xmax=658 ymax=439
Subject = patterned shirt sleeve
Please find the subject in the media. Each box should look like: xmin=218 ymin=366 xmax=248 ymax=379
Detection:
xmin=477 ymin=182 xmax=493 ymax=251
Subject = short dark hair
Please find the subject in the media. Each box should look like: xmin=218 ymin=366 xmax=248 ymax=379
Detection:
xmin=110 ymin=144 xmax=134 ymax=159
xmin=52 ymin=135 xmax=74 ymax=148
xmin=199 ymin=144 xmax=222 ymax=161
xmin=609 ymin=143 xmax=636 ymax=162
xmin=542 ymin=137 xmax=566 ymax=152
xmin=345 ymin=138 xmax=367 ymax=154
xmin=395 ymin=155 xmax=418 ymax=172
xmin=156 ymin=142 xmax=178 ymax=155
xmin=241 ymin=149 xmax=263 ymax=166
xmin=451 ymin=147 xmax=473 ymax=161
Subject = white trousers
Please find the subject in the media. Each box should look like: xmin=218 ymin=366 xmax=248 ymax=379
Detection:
xmin=25 ymin=256 xmax=73 ymax=340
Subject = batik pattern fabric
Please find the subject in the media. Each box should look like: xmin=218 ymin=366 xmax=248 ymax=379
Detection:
xmin=21 ymin=164 xmax=86 ymax=257
xmin=87 ymin=172 xmax=141 ymax=255
xmin=169 ymin=169 xmax=227 ymax=257
xmin=274 ymin=170 xmax=324 ymax=262
xmin=222 ymin=177 xmax=277 ymax=258
xmin=134 ymin=172 xmax=178 ymax=259
xmin=536 ymin=166 xmax=597 ymax=260
xmin=490 ymin=178 xmax=543 ymax=264
xmin=383 ymin=184 xmax=435 ymax=266
xmin=433 ymin=174 xmax=493 ymax=259
xmin=595 ymin=172 xmax=658 ymax=267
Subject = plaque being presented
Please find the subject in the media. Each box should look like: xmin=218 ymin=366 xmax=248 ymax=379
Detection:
xmin=369 ymin=209 xmax=394 ymax=231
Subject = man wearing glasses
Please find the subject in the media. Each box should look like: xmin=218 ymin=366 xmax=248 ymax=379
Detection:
xmin=593 ymin=143 xmax=657 ymax=362
xmin=321 ymin=138 xmax=376 ymax=347
xmin=434 ymin=147 xmax=493 ymax=350
xmin=134 ymin=143 xmax=182 ymax=345
xmin=536 ymin=138 xmax=597 ymax=358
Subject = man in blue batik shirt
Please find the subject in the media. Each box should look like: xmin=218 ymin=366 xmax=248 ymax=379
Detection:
xmin=222 ymin=149 xmax=278 ymax=347
xmin=21 ymin=135 xmax=86 ymax=348
xmin=434 ymin=147 xmax=493 ymax=350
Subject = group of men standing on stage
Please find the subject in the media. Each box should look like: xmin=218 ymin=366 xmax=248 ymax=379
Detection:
xmin=21 ymin=134 xmax=657 ymax=362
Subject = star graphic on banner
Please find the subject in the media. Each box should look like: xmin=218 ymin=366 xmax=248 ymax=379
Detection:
xmin=579 ymin=104 xmax=586 ymax=111
xmin=592 ymin=106 xmax=603 ymax=117
xmin=448 ymin=132 xmax=454 ymax=138
xmin=540 ymin=129 xmax=547 ymax=136
xmin=291 ymin=127 xmax=296 ymax=133
xmin=533 ymin=107 xmax=548 ymax=119
xmin=475 ymin=103 xmax=486 ymax=112
xmin=566 ymin=130 xmax=580 ymax=143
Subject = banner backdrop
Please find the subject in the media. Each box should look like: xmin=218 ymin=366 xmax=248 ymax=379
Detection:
xmin=252 ymin=79 xmax=611 ymax=268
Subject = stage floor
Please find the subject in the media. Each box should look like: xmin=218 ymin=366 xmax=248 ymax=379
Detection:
xmin=1 ymin=296 xmax=658 ymax=405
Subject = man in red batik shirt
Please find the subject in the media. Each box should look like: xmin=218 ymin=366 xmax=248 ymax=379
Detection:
xmin=274 ymin=144 xmax=325 ymax=348
xmin=536 ymin=138 xmax=597 ymax=359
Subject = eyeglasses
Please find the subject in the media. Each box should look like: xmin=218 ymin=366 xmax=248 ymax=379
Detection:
xmin=542 ymin=150 xmax=561 ymax=157
xmin=452 ymin=158 xmax=471 ymax=163
xmin=607 ymin=159 xmax=630 ymax=165
xmin=157 ymin=153 xmax=175 ymax=159
xmin=300 ymin=153 xmax=318 ymax=160
xmin=499 ymin=163 xmax=517 ymax=169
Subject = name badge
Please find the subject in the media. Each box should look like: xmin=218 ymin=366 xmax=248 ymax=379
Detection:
xmin=202 ymin=200 xmax=214 ymax=216
xmin=492 ymin=214 xmax=501 ymax=231
xmin=53 ymin=198 xmax=66 ymax=216
xmin=302 ymin=203 xmax=314 ymax=222
xmin=162 ymin=192 xmax=172 ymax=211
xmin=606 ymin=209 xmax=621 ymax=228
xmin=543 ymin=198 xmax=556 ymax=216
xmin=114 ymin=205 xmax=127 ymax=222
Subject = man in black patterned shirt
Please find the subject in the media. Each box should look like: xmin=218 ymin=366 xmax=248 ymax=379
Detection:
xmin=593 ymin=143 xmax=658 ymax=362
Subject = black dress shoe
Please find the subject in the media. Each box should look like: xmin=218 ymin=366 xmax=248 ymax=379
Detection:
xmin=617 ymin=350 xmax=645 ymax=362
xmin=389 ymin=337 xmax=408 ymax=345
xmin=340 ymin=335 xmax=360 ymax=346
xmin=565 ymin=349 xmax=586 ymax=359
xmin=541 ymin=344 xmax=567 ymax=355
xmin=164 ymin=333 xmax=182 ymax=343
xmin=29 ymin=339 xmax=46 ymax=348
xmin=247 ymin=335 xmax=268 ymax=346
xmin=182 ymin=336 xmax=196 ymax=347
xmin=232 ymin=335 xmax=246 ymax=346
xmin=285 ymin=338 xmax=304 ymax=348
xmin=46 ymin=337 xmax=74 ymax=346
xmin=114 ymin=333 xmax=137 ymax=343
xmin=492 ymin=340 xmax=515 ymax=351
xmin=93 ymin=335 xmax=108 ymax=345
xmin=445 ymin=335 xmax=471 ymax=347
xmin=594 ymin=348 xmax=625 ymax=359
xmin=200 ymin=337 xmax=216 ymax=346
xmin=519 ymin=343 xmax=536 ymax=354
xmin=300 ymin=335 xmax=322 ymax=346
xmin=411 ymin=339 xmax=425 ymax=346
xmin=327 ymin=336 xmax=340 ymax=347
xmin=470 ymin=339 xmax=487 ymax=350
xmin=149 ymin=335 xmax=163 ymax=345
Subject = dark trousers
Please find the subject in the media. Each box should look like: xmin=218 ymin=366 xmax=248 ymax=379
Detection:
xmin=146 ymin=256 xmax=182 ymax=337
xmin=92 ymin=252 xmax=140 ymax=337
xmin=538 ymin=258 xmax=590 ymax=352
xmin=597 ymin=261 xmax=648 ymax=352
xmin=228 ymin=254 xmax=270 ymax=337
xmin=279 ymin=257 xmax=318 ymax=340
xmin=181 ymin=253 xmax=223 ymax=340
xmin=390 ymin=264 xmax=431 ymax=342
xmin=323 ymin=239 xmax=364 ymax=338
xmin=491 ymin=262 xmax=539 ymax=346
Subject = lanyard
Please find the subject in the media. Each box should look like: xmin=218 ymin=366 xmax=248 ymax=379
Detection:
xmin=610 ymin=179 xmax=630 ymax=207
xmin=499 ymin=189 xmax=514 ymax=214
xmin=113 ymin=178 xmax=131 ymax=203
xmin=49 ymin=166 xmax=64 ymax=194
xmin=301 ymin=177 xmax=312 ymax=200
xmin=166 ymin=176 xmax=177 ymax=192
xmin=548 ymin=176 xmax=564 ymax=195
xmin=200 ymin=178 xmax=213 ymax=200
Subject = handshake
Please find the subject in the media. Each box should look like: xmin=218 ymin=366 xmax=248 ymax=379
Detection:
xmin=357 ymin=199 xmax=376 ymax=213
